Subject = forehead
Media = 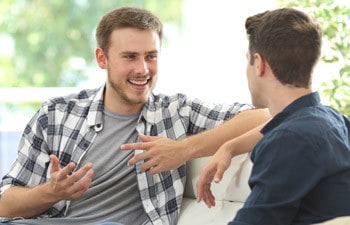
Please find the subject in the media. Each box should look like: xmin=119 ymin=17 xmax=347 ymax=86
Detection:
xmin=109 ymin=27 xmax=161 ymax=52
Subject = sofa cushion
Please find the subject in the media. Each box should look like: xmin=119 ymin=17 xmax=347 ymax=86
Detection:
xmin=177 ymin=197 xmax=243 ymax=225
xmin=184 ymin=153 xmax=252 ymax=202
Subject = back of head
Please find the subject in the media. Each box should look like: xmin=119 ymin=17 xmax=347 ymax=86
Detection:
xmin=96 ymin=6 xmax=163 ymax=54
xmin=245 ymin=8 xmax=322 ymax=88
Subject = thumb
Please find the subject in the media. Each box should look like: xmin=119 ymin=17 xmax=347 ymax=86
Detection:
xmin=213 ymin=166 xmax=225 ymax=183
xmin=49 ymin=154 xmax=60 ymax=173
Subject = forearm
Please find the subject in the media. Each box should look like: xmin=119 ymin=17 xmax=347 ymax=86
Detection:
xmin=183 ymin=108 xmax=270 ymax=159
xmin=0 ymin=184 xmax=59 ymax=218
xmin=222 ymin=124 xmax=264 ymax=158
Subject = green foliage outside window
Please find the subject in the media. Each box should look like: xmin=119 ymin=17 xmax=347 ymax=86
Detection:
xmin=1 ymin=0 xmax=349 ymax=118
xmin=277 ymin=0 xmax=350 ymax=118
xmin=0 ymin=0 xmax=183 ymax=88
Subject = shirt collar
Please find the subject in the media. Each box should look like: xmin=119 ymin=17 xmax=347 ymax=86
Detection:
xmin=140 ymin=93 xmax=163 ymax=125
xmin=87 ymin=86 xmax=159 ymax=127
xmin=86 ymin=85 xmax=105 ymax=127
xmin=261 ymin=92 xmax=321 ymax=134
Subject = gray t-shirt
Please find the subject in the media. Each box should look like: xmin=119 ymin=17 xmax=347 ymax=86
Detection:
xmin=11 ymin=108 xmax=149 ymax=225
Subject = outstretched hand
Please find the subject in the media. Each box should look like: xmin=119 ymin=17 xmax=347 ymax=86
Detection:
xmin=120 ymin=134 xmax=189 ymax=174
xmin=196 ymin=142 xmax=233 ymax=208
xmin=49 ymin=155 xmax=94 ymax=201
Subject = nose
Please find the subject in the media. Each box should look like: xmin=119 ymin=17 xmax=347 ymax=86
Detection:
xmin=134 ymin=58 xmax=149 ymax=75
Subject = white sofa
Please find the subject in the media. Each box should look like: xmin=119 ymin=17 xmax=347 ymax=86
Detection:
xmin=177 ymin=154 xmax=350 ymax=225
xmin=178 ymin=153 xmax=252 ymax=225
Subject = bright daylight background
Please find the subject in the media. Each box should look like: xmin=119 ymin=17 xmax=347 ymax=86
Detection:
xmin=0 ymin=0 xmax=347 ymax=177
xmin=157 ymin=0 xmax=276 ymax=103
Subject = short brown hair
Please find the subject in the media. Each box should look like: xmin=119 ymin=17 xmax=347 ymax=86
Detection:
xmin=245 ymin=8 xmax=322 ymax=88
xmin=96 ymin=6 xmax=163 ymax=54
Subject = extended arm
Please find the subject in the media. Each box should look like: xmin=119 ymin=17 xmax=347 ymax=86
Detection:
xmin=121 ymin=108 xmax=271 ymax=174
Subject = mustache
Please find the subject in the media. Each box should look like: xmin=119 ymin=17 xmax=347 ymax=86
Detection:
xmin=129 ymin=74 xmax=152 ymax=79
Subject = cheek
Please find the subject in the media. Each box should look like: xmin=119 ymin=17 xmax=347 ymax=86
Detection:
xmin=148 ymin=61 xmax=158 ymax=74
xmin=109 ymin=61 xmax=132 ymax=75
xmin=246 ymin=65 xmax=253 ymax=81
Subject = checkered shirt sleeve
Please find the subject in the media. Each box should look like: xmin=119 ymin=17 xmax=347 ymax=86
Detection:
xmin=136 ymin=93 xmax=253 ymax=225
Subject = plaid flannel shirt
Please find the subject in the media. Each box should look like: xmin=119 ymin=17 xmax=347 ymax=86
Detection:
xmin=0 ymin=85 xmax=252 ymax=225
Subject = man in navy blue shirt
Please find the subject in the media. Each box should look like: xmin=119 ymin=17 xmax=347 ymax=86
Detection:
xmin=197 ymin=8 xmax=350 ymax=225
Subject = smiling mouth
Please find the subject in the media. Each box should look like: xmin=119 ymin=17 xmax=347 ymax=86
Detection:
xmin=128 ymin=79 xmax=149 ymax=86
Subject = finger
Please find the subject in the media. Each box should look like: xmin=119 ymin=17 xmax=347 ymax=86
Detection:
xmin=70 ymin=189 xmax=86 ymax=200
xmin=207 ymin=188 xmax=216 ymax=207
xmin=214 ymin=167 xmax=224 ymax=183
xmin=49 ymin=155 xmax=60 ymax=173
xmin=149 ymin=165 xmax=165 ymax=175
xmin=64 ymin=168 xmax=94 ymax=200
xmin=73 ymin=168 xmax=94 ymax=191
xmin=127 ymin=151 xmax=152 ymax=166
xmin=196 ymin=175 xmax=211 ymax=202
xmin=196 ymin=167 xmax=215 ymax=202
xmin=198 ymin=184 xmax=215 ymax=207
xmin=202 ymin=184 xmax=212 ymax=207
xmin=196 ymin=185 xmax=203 ymax=203
xmin=196 ymin=176 xmax=205 ymax=202
xmin=69 ymin=162 xmax=93 ymax=182
xmin=56 ymin=162 xmax=76 ymax=180
xmin=204 ymin=190 xmax=216 ymax=208
xmin=202 ymin=188 xmax=211 ymax=207
xmin=140 ymin=159 xmax=157 ymax=172
xmin=201 ymin=181 xmax=216 ymax=208
xmin=66 ymin=184 xmax=89 ymax=200
xmin=213 ymin=162 xmax=230 ymax=183
xmin=80 ymin=168 xmax=94 ymax=184
xmin=120 ymin=142 xmax=152 ymax=151
xmin=138 ymin=134 xmax=162 ymax=142
xmin=121 ymin=134 xmax=163 ymax=150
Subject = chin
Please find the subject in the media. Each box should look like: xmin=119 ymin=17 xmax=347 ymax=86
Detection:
xmin=131 ymin=95 xmax=149 ymax=105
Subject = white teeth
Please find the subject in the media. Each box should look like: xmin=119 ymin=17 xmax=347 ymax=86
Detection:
xmin=129 ymin=79 xmax=148 ymax=85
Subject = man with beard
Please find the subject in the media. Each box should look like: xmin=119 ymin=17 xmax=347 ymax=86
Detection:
xmin=0 ymin=6 xmax=270 ymax=225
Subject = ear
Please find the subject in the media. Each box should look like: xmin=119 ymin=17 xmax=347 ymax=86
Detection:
xmin=96 ymin=47 xmax=107 ymax=69
xmin=254 ymin=53 xmax=266 ymax=77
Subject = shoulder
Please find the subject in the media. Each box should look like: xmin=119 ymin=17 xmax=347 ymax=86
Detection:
xmin=38 ymin=87 xmax=101 ymax=112
xmin=46 ymin=88 xmax=100 ymax=106
xmin=260 ymin=105 xmax=348 ymax=154
xmin=34 ymin=87 xmax=102 ymax=124
xmin=146 ymin=92 xmax=189 ymax=110
xmin=285 ymin=105 xmax=346 ymax=134
xmin=147 ymin=92 xmax=252 ymax=110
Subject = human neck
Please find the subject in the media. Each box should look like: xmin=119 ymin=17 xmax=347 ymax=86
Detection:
xmin=267 ymin=87 xmax=312 ymax=117
xmin=104 ymin=92 xmax=144 ymax=115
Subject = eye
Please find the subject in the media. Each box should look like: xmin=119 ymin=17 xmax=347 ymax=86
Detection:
xmin=147 ymin=53 xmax=158 ymax=61
xmin=123 ymin=54 xmax=136 ymax=60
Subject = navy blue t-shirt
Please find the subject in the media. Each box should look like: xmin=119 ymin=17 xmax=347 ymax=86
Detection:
xmin=230 ymin=92 xmax=350 ymax=225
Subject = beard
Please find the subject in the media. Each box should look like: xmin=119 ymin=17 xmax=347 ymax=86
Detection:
xmin=107 ymin=68 xmax=152 ymax=106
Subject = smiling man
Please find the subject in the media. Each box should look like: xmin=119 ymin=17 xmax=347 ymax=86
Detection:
xmin=0 ymin=6 xmax=270 ymax=225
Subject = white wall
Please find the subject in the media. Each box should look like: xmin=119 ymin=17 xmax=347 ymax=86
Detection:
xmin=1 ymin=1 xmax=280 ymax=177
xmin=156 ymin=0 xmax=277 ymax=104
xmin=1 ymin=0 xmax=347 ymax=177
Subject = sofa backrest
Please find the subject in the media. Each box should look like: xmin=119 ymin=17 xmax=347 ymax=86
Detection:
xmin=184 ymin=153 xmax=252 ymax=202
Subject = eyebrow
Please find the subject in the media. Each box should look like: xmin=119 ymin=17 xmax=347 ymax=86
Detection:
xmin=121 ymin=50 xmax=159 ymax=55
